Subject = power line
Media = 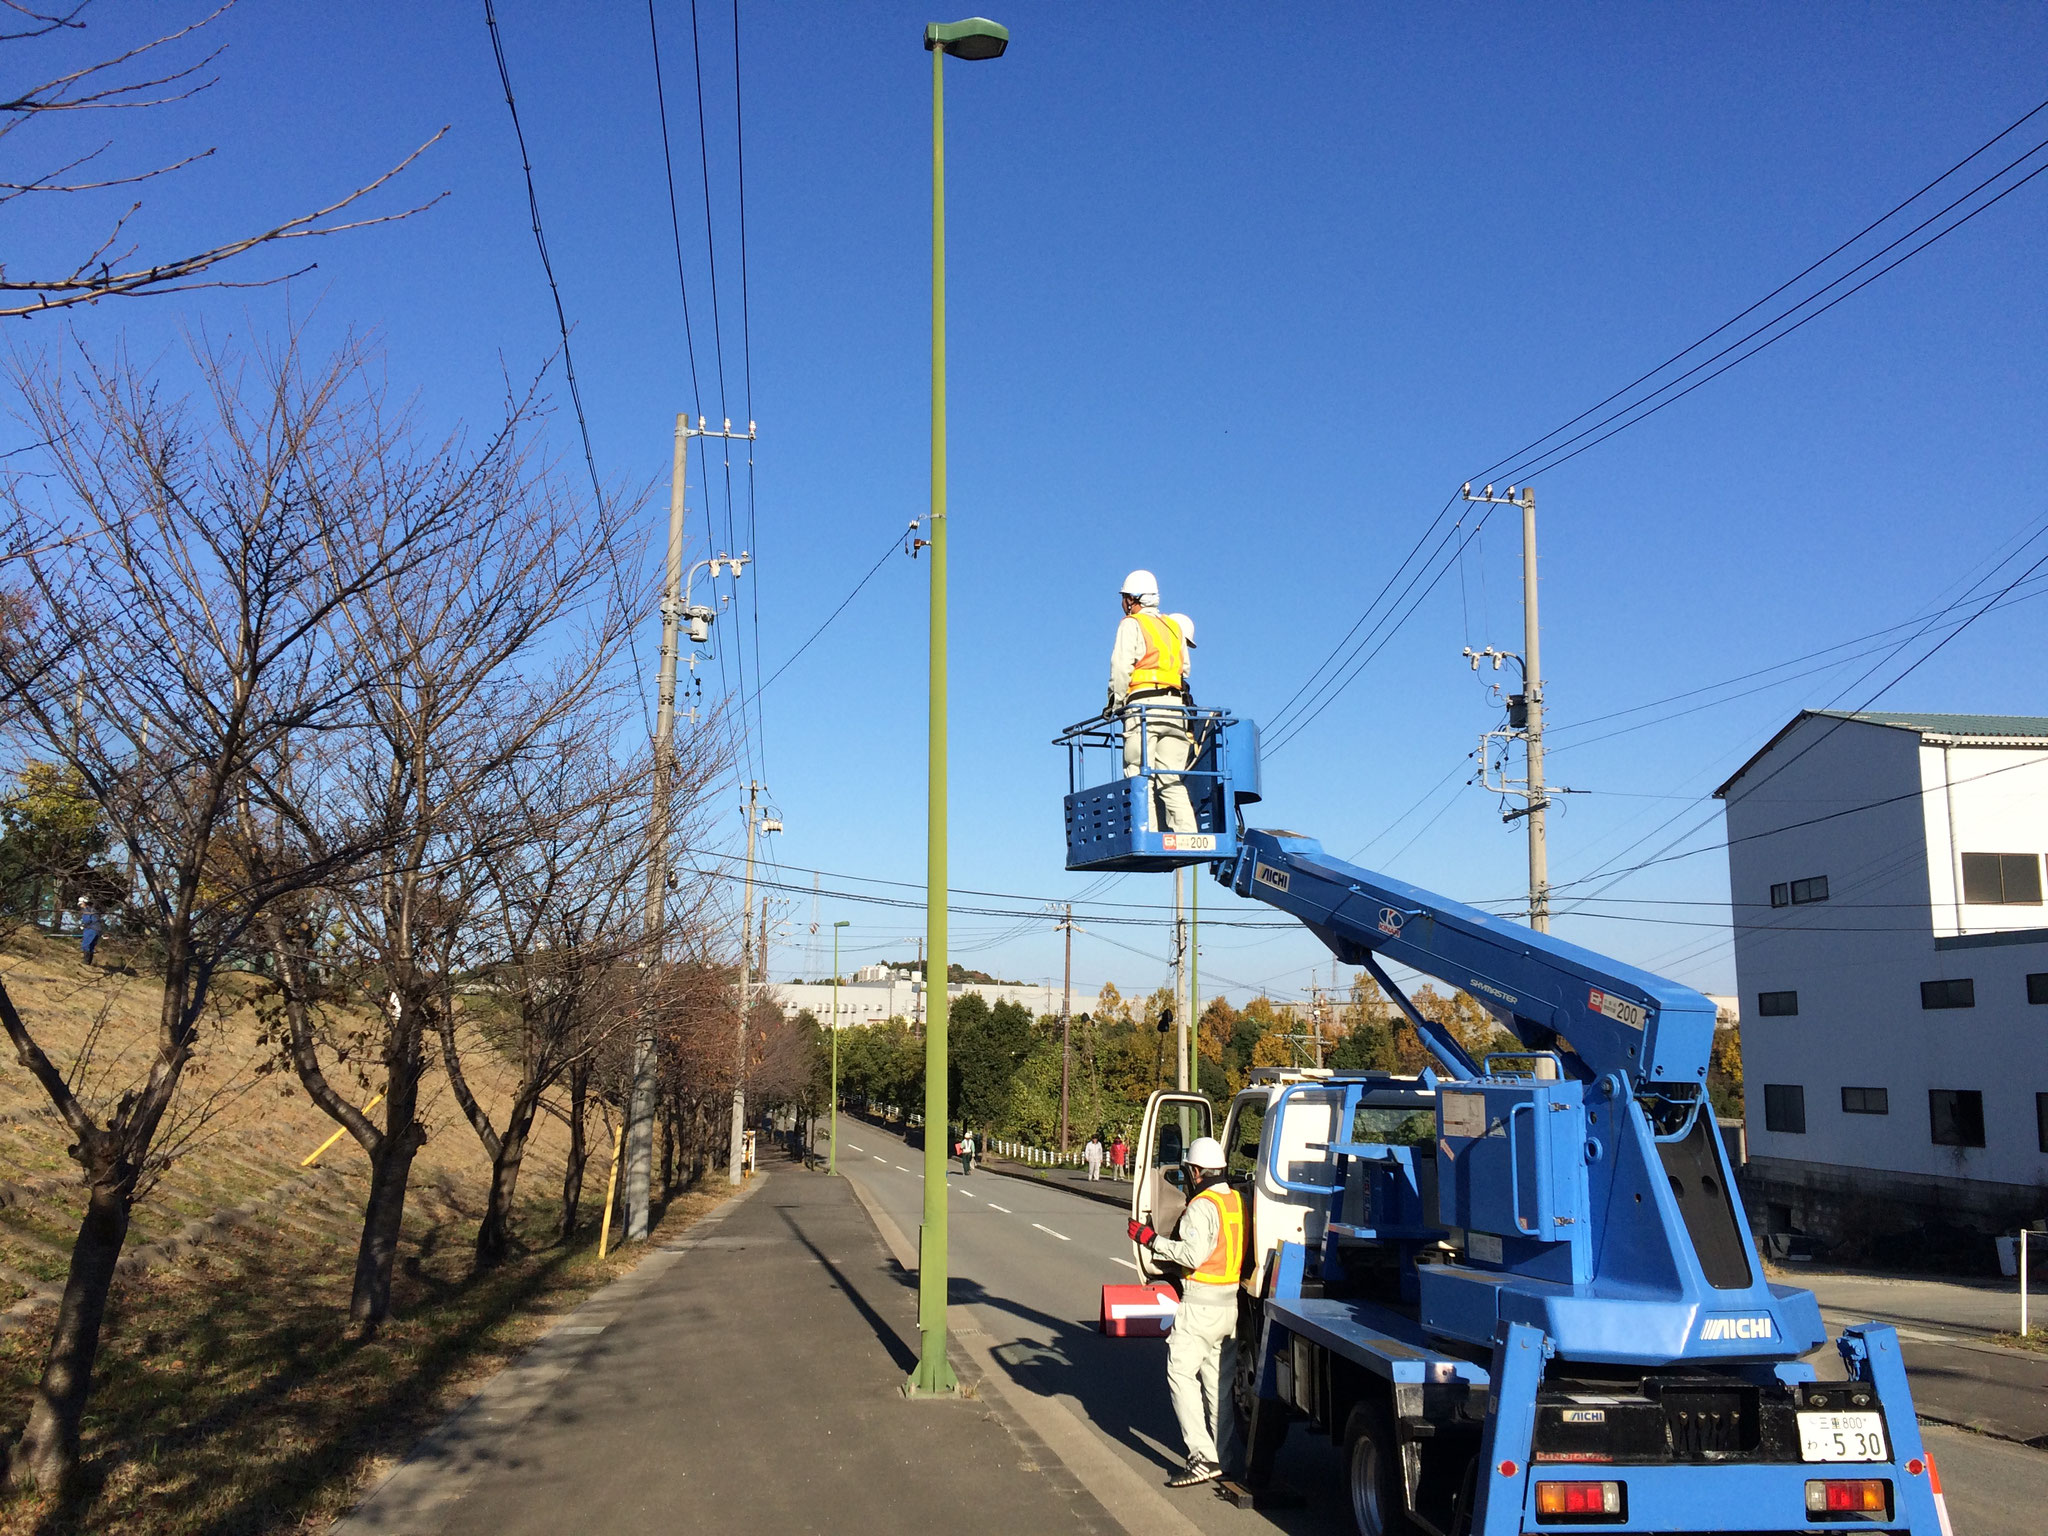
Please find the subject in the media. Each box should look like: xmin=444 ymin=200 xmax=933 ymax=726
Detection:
xmin=483 ymin=0 xmax=654 ymax=739
xmin=1470 ymin=96 xmax=2048 ymax=488
xmin=1493 ymin=136 xmax=2048 ymax=486
xmin=738 ymin=525 xmax=903 ymax=707
xmin=645 ymin=0 xmax=707 ymax=410
xmin=1264 ymin=97 xmax=2048 ymax=762
xmin=482 ymin=1 xmax=603 ymax=511
xmin=1549 ymin=523 xmax=2048 ymax=906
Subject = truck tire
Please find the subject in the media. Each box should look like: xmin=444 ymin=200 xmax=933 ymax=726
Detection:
xmin=1342 ymin=1397 xmax=1412 ymax=1536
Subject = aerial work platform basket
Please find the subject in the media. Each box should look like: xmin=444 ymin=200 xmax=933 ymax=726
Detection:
xmin=1055 ymin=706 xmax=1259 ymax=872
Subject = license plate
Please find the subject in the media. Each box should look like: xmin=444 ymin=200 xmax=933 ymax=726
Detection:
xmin=1797 ymin=1411 xmax=1888 ymax=1463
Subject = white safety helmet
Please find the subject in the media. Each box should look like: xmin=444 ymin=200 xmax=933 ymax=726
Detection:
xmin=1168 ymin=612 xmax=1196 ymax=648
xmin=1120 ymin=568 xmax=1159 ymax=606
xmin=1184 ymin=1135 xmax=1227 ymax=1171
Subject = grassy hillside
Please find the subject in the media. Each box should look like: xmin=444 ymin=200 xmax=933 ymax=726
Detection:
xmin=0 ymin=924 xmax=716 ymax=1535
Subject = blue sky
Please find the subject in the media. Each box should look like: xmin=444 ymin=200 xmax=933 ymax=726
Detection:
xmin=11 ymin=3 xmax=2048 ymax=1007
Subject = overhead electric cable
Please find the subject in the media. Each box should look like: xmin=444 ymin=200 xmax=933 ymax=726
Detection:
xmin=1471 ymin=95 xmax=2048 ymax=486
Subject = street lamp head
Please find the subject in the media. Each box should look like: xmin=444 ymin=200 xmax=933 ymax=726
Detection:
xmin=834 ymin=919 xmax=851 ymax=929
xmin=924 ymin=17 xmax=1008 ymax=58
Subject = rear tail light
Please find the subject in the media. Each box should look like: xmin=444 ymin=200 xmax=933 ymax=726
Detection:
xmin=1535 ymin=1481 xmax=1626 ymax=1523
xmin=1806 ymin=1479 xmax=1892 ymax=1521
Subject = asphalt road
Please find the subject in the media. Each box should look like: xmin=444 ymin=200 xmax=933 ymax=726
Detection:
xmin=829 ymin=1113 xmax=2047 ymax=1536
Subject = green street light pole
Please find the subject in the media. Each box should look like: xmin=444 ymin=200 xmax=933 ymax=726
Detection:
xmin=830 ymin=919 xmax=850 ymax=1175
xmin=910 ymin=14 xmax=1007 ymax=1401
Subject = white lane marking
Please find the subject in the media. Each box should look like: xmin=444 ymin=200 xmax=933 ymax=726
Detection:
xmin=895 ymin=1165 xmax=915 ymax=1173
xmin=1032 ymin=1223 xmax=1071 ymax=1242
xmin=987 ymin=1203 xmax=1011 ymax=1213
xmin=873 ymin=1155 xmax=888 ymax=1162
xmin=957 ymin=1188 xmax=977 ymax=1198
xmin=1111 ymin=1257 xmax=1142 ymax=1272
xmin=848 ymin=1143 xmax=865 ymax=1152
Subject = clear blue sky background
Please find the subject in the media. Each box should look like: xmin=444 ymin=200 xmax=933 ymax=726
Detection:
xmin=11 ymin=3 xmax=2048 ymax=1008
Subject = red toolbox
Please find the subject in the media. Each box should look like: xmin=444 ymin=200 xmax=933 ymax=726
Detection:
xmin=1099 ymin=1281 xmax=1179 ymax=1337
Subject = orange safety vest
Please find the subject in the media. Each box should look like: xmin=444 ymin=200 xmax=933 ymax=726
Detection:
xmin=1185 ymin=1183 xmax=1246 ymax=1287
xmin=1129 ymin=610 xmax=1186 ymax=693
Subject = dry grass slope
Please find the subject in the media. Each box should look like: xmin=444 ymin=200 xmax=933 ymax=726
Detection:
xmin=0 ymin=926 xmax=720 ymax=1535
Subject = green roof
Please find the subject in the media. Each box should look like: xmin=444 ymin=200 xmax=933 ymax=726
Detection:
xmin=1715 ymin=710 xmax=2048 ymax=798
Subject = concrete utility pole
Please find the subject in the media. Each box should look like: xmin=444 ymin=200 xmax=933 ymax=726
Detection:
xmin=631 ymin=414 xmax=754 ymax=1239
xmin=1462 ymin=482 xmax=1550 ymax=933
xmin=1056 ymin=903 xmax=1074 ymax=1153
xmin=727 ymin=782 xmax=776 ymax=1185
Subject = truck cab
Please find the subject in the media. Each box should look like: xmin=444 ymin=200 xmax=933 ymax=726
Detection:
xmin=1130 ymin=1068 xmax=1443 ymax=1300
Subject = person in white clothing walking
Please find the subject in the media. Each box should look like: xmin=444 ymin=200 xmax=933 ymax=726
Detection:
xmin=1083 ymin=1133 xmax=1104 ymax=1181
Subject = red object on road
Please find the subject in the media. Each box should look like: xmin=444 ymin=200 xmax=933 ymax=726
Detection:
xmin=1100 ymin=1281 xmax=1178 ymax=1337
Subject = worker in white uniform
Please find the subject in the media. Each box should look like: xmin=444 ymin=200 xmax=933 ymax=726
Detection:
xmin=1128 ymin=1134 xmax=1244 ymax=1487
xmin=1106 ymin=570 xmax=1197 ymax=835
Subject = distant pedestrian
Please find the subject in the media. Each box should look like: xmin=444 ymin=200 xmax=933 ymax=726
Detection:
xmin=1084 ymin=1134 xmax=1104 ymax=1181
xmin=957 ymin=1129 xmax=976 ymax=1177
xmin=1111 ymin=1133 xmax=1129 ymax=1181
xmin=78 ymin=899 xmax=102 ymax=967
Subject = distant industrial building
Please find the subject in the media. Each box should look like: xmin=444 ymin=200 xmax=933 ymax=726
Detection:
xmin=1717 ymin=710 xmax=2048 ymax=1244
xmin=767 ymin=973 xmax=1096 ymax=1029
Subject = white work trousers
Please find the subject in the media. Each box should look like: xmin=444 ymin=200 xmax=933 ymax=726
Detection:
xmin=1166 ymin=1295 xmax=1240 ymax=1471
xmin=1122 ymin=699 xmax=1197 ymax=834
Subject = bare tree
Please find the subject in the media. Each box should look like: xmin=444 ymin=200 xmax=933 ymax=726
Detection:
xmin=0 ymin=330 xmax=466 ymax=1490
xmin=437 ymin=719 xmax=718 ymax=1266
xmin=0 ymin=2 xmax=444 ymax=319
xmin=261 ymin=401 xmax=639 ymax=1324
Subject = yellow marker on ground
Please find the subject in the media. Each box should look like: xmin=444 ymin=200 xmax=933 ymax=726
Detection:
xmin=301 ymin=1093 xmax=384 ymax=1167
xmin=597 ymin=1122 xmax=626 ymax=1260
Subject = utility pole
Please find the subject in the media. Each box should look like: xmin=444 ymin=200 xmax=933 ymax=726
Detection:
xmin=1189 ymin=873 xmax=1199 ymax=1091
xmin=1462 ymin=482 xmax=1549 ymax=933
xmin=633 ymin=414 xmax=754 ymax=1238
xmin=1056 ymin=903 xmax=1074 ymax=1153
xmin=727 ymin=782 xmax=777 ymax=1185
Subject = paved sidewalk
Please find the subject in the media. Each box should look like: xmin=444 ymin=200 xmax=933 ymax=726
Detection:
xmin=333 ymin=1169 xmax=1122 ymax=1536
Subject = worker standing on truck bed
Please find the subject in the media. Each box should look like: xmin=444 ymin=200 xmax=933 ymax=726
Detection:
xmin=1106 ymin=569 xmax=1197 ymax=834
xmin=1128 ymin=1134 xmax=1243 ymax=1487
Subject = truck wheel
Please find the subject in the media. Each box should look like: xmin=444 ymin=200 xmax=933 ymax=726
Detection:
xmin=1343 ymin=1398 xmax=1411 ymax=1536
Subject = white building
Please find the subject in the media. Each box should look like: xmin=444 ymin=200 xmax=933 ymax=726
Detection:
xmin=764 ymin=976 xmax=1098 ymax=1030
xmin=1716 ymin=710 xmax=2048 ymax=1242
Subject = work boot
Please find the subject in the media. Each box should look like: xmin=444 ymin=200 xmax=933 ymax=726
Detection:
xmin=1166 ymin=1460 xmax=1220 ymax=1489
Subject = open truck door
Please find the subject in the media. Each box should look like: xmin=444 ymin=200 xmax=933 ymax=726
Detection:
xmin=1130 ymin=1089 xmax=1212 ymax=1281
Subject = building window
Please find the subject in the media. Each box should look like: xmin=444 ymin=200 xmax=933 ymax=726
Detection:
xmin=1841 ymin=1086 xmax=1889 ymax=1115
xmin=1770 ymin=876 xmax=1828 ymax=908
xmin=2029 ymin=973 xmax=2048 ymax=1005
xmin=1763 ymin=1083 xmax=1806 ymax=1135
xmin=1756 ymin=990 xmax=1799 ymax=1017
xmin=1920 ymin=978 xmax=1976 ymax=1010
xmin=2039 ymin=1093 xmax=2048 ymax=1155
xmin=1929 ymin=1089 xmax=1986 ymax=1148
xmin=1961 ymin=852 xmax=2044 ymax=905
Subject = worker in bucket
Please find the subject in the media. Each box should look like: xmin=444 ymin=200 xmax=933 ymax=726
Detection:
xmin=1106 ymin=570 xmax=1197 ymax=834
xmin=1127 ymin=1134 xmax=1244 ymax=1487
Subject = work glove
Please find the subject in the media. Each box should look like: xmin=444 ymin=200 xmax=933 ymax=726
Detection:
xmin=1103 ymin=685 xmax=1118 ymax=718
xmin=1127 ymin=1218 xmax=1157 ymax=1247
